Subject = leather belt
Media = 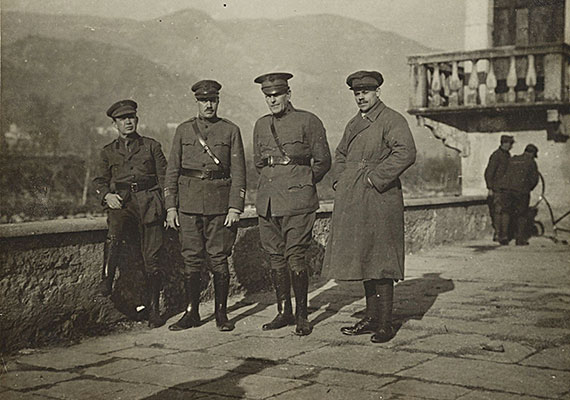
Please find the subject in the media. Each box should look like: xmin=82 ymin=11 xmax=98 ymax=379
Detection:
xmin=115 ymin=178 xmax=157 ymax=192
xmin=181 ymin=168 xmax=229 ymax=180
xmin=261 ymin=155 xmax=311 ymax=167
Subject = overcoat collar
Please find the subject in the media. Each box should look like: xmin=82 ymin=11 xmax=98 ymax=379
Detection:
xmin=346 ymin=101 xmax=386 ymax=149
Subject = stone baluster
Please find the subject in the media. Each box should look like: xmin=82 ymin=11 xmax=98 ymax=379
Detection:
xmin=448 ymin=61 xmax=461 ymax=106
xmin=525 ymin=54 xmax=537 ymax=102
xmin=466 ymin=59 xmax=479 ymax=105
xmin=486 ymin=59 xmax=497 ymax=104
xmin=506 ymin=55 xmax=518 ymax=103
xmin=414 ymin=64 xmax=428 ymax=107
xmin=442 ymin=71 xmax=449 ymax=106
xmin=430 ymin=64 xmax=442 ymax=107
xmin=478 ymin=60 xmax=489 ymax=106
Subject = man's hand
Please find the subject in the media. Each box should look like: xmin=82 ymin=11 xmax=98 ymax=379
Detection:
xmin=224 ymin=208 xmax=241 ymax=227
xmin=105 ymin=193 xmax=123 ymax=209
xmin=166 ymin=209 xmax=179 ymax=230
xmin=488 ymin=189 xmax=494 ymax=197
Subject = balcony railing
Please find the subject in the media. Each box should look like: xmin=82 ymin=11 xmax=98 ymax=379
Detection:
xmin=408 ymin=43 xmax=570 ymax=115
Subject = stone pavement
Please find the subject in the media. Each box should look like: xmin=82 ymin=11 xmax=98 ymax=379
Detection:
xmin=1 ymin=236 xmax=569 ymax=399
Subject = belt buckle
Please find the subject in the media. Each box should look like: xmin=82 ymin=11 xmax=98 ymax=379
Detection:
xmin=203 ymin=170 xmax=213 ymax=180
xmin=267 ymin=156 xmax=275 ymax=167
xmin=282 ymin=155 xmax=291 ymax=165
xmin=130 ymin=182 xmax=138 ymax=192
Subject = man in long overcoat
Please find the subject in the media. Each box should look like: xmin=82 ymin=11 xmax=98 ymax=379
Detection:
xmin=323 ymin=70 xmax=416 ymax=343
xmin=253 ymin=72 xmax=331 ymax=336
xmin=164 ymin=80 xmax=246 ymax=332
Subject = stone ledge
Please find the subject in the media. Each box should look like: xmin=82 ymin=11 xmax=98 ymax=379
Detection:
xmin=0 ymin=195 xmax=486 ymax=239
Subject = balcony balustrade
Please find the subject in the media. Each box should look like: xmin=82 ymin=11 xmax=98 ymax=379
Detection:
xmin=408 ymin=43 xmax=570 ymax=117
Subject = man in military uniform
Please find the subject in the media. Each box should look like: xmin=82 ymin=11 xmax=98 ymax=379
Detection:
xmin=253 ymin=72 xmax=331 ymax=336
xmin=495 ymin=144 xmax=539 ymax=246
xmin=323 ymin=71 xmax=416 ymax=343
xmin=93 ymin=99 xmax=167 ymax=328
xmin=484 ymin=135 xmax=514 ymax=241
xmin=165 ymin=80 xmax=246 ymax=332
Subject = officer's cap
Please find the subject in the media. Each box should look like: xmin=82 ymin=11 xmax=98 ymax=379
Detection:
xmin=346 ymin=70 xmax=384 ymax=91
xmin=524 ymin=144 xmax=539 ymax=158
xmin=254 ymin=72 xmax=293 ymax=95
xmin=106 ymin=99 xmax=137 ymax=118
xmin=191 ymin=80 xmax=222 ymax=100
xmin=500 ymin=135 xmax=515 ymax=144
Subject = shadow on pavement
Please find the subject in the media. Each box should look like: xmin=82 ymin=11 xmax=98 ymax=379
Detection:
xmin=467 ymin=244 xmax=500 ymax=253
xmin=392 ymin=273 xmax=455 ymax=331
xmin=141 ymin=357 xmax=279 ymax=399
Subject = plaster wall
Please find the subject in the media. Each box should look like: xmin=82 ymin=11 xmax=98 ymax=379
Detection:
xmin=461 ymin=130 xmax=570 ymax=228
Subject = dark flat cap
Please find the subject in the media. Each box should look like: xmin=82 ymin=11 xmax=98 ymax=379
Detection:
xmin=254 ymin=72 xmax=293 ymax=95
xmin=106 ymin=99 xmax=137 ymax=118
xmin=524 ymin=144 xmax=538 ymax=158
xmin=191 ymin=80 xmax=222 ymax=100
xmin=346 ymin=70 xmax=384 ymax=90
xmin=500 ymin=135 xmax=515 ymax=143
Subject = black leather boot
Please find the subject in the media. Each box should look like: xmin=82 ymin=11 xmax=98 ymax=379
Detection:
xmin=148 ymin=271 xmax=164 ymax=328
xmin=262 ymin=269 xmax=295 ymax=330
xmin=292 ymin=270 xmax=312 ymax=336
xmin=371 ymin=279 xmax=396 ymax=343
xmin=97 ymin=237 xmax=120 ymax=297
xmin=341 ymin=280 xmax=379 ymax=335
xmin=213 ymin=271 xmax=235 ymax=331
xmin=169 ymin=273 xmax=201 ymax=331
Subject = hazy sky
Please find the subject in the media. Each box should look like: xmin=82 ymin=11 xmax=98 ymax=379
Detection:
xmin=3 ymin=0 xmax=466 ymax=50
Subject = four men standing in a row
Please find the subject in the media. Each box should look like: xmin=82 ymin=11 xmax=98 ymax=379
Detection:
xmin=94 ymin=70 xmax=417 ymax=343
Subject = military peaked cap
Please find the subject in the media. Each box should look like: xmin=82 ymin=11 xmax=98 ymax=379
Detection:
xmin=524 ymin=143 xmax=538 ymax=158
xmin=346 ymin=70 xmax=384 ymax=90
xmin=254 ymin=72 xmax=293 ymax=95
xmin=500 ymin=135 xmax=515 ymax=144
xmin=106 ymin=99 xmax=137 ymax=118
xmin=191 ymin=80 xmax=222 ymax=100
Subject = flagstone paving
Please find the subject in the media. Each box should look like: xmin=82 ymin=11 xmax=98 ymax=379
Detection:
xmin=1 ymin=237 xmax=569 ymax=399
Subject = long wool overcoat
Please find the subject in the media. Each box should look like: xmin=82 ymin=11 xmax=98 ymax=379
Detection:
xmin=323 ymin=101 xmax=416 ymax=281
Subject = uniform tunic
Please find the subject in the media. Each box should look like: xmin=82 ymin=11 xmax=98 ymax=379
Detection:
xmin=253 ymin=102 xmax=331 ymax=270
xmin=323 ymin=101 xmax=416 ymax=281
xmin=93 ymin=133 xmax=167 ymax=273
xmin=164 ymin=116 xmax=246 ymax=274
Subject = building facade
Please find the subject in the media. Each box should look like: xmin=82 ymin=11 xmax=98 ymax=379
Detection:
xmin=408 ymin=0 xmax=570 ymax=233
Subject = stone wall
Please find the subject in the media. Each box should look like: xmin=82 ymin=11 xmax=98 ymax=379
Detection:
xmin=0 ymin=196 xmax=491 ymax=354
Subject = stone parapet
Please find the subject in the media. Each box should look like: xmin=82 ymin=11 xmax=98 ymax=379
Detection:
xmin=0 ymin=196 xmax=490 ymax=354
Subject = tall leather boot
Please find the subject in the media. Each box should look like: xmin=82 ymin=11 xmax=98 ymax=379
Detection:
xmin=341 ymin=280 xmax=379 ymax=335
xmin=169 ymin=272 xmax=201 ymax=331
xmin=213 ymin=271 xmax=235 ymax=331
xmin=147 ymin=271 xmax=164 ymax=328
xmin=291 ymin=270 xmax=312 ymax=336
xmin=262 ymin=268 xmax=295 ymax=330
xmin=371 ymin=279 xmax=396 ymax=343
xmin=98 ymin=237 xmax=120 ymax=297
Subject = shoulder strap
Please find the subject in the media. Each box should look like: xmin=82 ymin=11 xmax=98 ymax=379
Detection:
xmin=191 ymin=119 xmax=222 ymax=167
xmin=270 ymin=117 xmax=289 ymax=157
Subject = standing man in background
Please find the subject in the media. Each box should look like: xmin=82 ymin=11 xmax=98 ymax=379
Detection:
xmin=165 ymin=80 xmax=246 ymax=332
xmin=253 ymin=72 xmax=331 ymax=336
xmin=495 ymin=144 xmax=539 ymax=246
xmin=93 ymin=99 xmax=167 ymax=328
xmin=484 ymin=135 xmax=514 ymax=241
xmin=324 ymin=71 xmax=416 ymax=343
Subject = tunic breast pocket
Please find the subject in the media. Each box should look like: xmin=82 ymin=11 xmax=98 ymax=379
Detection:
xmin=213 ymin=141 xmax=230 ymax=164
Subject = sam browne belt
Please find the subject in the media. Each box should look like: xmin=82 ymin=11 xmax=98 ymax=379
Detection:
xmin=180 ymin=168 xmax=229 ymax=180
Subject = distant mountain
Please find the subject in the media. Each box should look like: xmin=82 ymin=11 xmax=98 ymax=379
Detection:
xmin=2 ymin=9 xmax=452 ymax=155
